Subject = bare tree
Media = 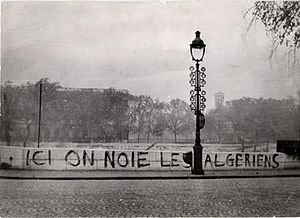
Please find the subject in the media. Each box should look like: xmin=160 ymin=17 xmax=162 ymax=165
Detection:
xmin=166 ymin=99 xmax=190 ymax=143
xmin=246 ymin=1 xmax=300 ymax=60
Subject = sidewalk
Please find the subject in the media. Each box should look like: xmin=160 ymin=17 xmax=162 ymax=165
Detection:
xmin=1 ymin=169 xmax=300 ymax=179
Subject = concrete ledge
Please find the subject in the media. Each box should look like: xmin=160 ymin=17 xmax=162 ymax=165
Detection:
xmin=1 ymin=169 xmax=300 ymax=180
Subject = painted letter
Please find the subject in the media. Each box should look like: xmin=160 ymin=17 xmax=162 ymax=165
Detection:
xmin=131 ymin=151 xmax=135 ymax=167
xmin=48 ymin=150 xmax=51 ymax=165
xmin=65 ymin=150 xmax=80 ymax=167
xmin=264 ymin=154 xmax=271 ymax=168
xmin=214 ymin=154 xmax=225 ymax=167
xmin=252 ymin=154 xmax=256 ymax=167
xmin=204 ymin=154 xmax=213 ymax=167
xmin=245 ymin=153 xmax=250 ymax=167
xmin=171 ymin=153 xmax=180 ymax=167
xmin=272 ymin=154 xmax=279 ymax=168
xmin=26 ymin=150 xmax=30 ymax=166
xmin=257 ymin=154 xmax=263 ymax=167
xmin=226 ymin=153 xmax=234 ymax=167
xmin=117 ymin=152 xmax=129 ymax=167
xmin=83 ymin=150 xmax=94 ymax=166
xmin=160 ymin=152 xmax=170 ymax=167
xmin=32 ymin=151 xmax=46 ymax=165
xmin=138 ymin=152 xmax=150 ymax=168
xmin=235 ymin=153 xmax=243 ymax=167
xmin=105 ymin=151 xmax=115 ymax=168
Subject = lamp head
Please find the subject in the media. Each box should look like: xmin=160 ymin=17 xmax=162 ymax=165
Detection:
xmin=190 ymin=31 xmax=206 ymax=62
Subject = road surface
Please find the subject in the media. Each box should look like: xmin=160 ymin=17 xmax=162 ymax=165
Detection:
xmin=0 ymin=177 xmax=299 ymax=217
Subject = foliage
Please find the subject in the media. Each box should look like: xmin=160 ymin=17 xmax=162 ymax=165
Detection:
xmin=127 ymin=95 xmax=150 ymax=142
xmin=2 ymin=79 xmax=299 ymax=146
xmin=248 ymin=1 xmax=300 ymax=52
xmin=1 ymin=78 xmax=62 ymax=146
xmin=203 ymin=108 xmax=230 ymax=143
xmin=166 ymin=99 xmax=193 ymax=143
xmin=202 ymin=96 xmax=299 ymax=151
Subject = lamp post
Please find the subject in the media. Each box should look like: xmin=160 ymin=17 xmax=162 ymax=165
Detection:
xmin=37 ymin=83 xmax=42 ymax=148
xmin=189 ymin=31 xmax=206 ymax=175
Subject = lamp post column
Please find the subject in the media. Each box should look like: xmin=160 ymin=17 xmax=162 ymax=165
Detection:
xmin=192 ymin=61 xmax=204 ymax=175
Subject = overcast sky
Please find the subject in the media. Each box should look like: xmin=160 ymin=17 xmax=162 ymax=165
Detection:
xmin=2 ymin=0 xmax=300 ymax=109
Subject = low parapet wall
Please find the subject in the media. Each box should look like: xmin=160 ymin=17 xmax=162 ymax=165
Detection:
xmin=0 ymin=146 xmax=299 ymax=171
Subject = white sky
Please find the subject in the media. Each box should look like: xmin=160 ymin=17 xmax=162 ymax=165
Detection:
xmin=1 ymin=0 xmax=300 ymax=109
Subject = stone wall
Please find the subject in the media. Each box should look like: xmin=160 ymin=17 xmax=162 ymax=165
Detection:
xmin=0 ymin=146 xmax=299 ymax=171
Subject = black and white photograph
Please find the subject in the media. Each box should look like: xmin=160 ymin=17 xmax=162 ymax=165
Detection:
xmin=0 ymin=0 xmax=299 ymax=217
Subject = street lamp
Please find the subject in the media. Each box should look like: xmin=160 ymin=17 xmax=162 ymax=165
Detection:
xmin=189 ymin=31 xmax=206 ymax=175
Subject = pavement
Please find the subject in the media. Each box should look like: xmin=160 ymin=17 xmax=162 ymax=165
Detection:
xmin=1 ymin=168 xmax=300 ymax=179
xmin=0 ymin=177 xmax=299 ymax=217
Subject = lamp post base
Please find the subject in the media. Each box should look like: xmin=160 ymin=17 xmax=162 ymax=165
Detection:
xmin=192 ymin=145 xmax=204 ymax=175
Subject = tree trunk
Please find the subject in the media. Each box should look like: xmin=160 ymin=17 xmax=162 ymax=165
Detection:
xmin=103 ymin=131 xmax=108 ymax=143
xmin=174 ymin=130 xmax=177 ymax=143
xmin=137 ymin=131 xmax=140 ymax=143
xmin=5 ymin=128 xmax=12 ymax=146
xmin=147 ymin=131 xmax=150 ymax=143
xmin=23 ymin=123 xmax=31 ymax=147
xmin=147 ymin=123 xmax=151 ymax=143
xmin=241 ymin=138 xmax=244 ymax=152
xmin=126 ymin=130 xmax=130 ymax=143
xmin=241 ymin=141 xmax=244 ymax=152
xmin=217 ymin=122 xmax=221 ymax=143
xmin=253 ymin=134 xmax=258 ymax=152
xmin=90 ymin=129 xmax=93 ymax=144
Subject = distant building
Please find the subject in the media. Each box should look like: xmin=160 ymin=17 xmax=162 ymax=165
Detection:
xmin=215 ymin=92 xmax=224 ymax=109
xmin=225 ymin=100 xmax=232 ymax=108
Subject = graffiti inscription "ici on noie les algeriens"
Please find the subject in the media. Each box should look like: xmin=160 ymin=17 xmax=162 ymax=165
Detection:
xmin=24 ymin=149 xmax=281 ymax=169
